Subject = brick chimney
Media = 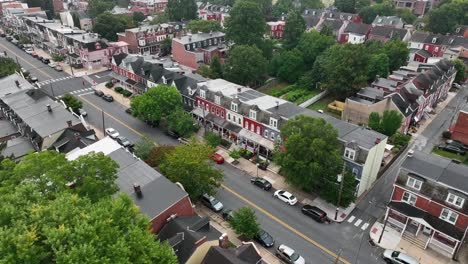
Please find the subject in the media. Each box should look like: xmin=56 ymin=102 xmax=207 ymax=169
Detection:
xmin=375 ymin=138 xmax=381 ymax=145
xmin=133 ymin=183 xmax=143 ymax=198
xmin=67 ymin=120 xmax=72 ymax=127
xmin=46 ymin=104 xmax=52 ymax=112
xmin=218 ymin=233 xmax=229 ymax=249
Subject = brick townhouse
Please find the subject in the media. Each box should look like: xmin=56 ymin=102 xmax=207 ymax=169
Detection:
xmin=408 ymin=32 xmax=468 ymax=63
xmin=197 ymin=2 xmax=231 ymax=26
xmin=130 ymin=0 xmax=168 ymax=13
xmin=385 ymin=151 xmax=468 ymax=259
xmin=190 ymin=79 xmax=387 ymax=198
xmin=266 ymin=21 xmax=285 ymax=39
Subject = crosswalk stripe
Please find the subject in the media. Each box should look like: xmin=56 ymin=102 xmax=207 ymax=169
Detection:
xmin=347 ymin=216 xmax=355 ymax=223
xmin=361 ymin=223 xmax=369 ymax=230
xmin=354 ymin=219 xmax=362 ymax=227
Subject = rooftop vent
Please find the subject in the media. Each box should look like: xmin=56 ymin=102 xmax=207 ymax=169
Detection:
xmin=46 ymin=104 xmax=52 ymax=112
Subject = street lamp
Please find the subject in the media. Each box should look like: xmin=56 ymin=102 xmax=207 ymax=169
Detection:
xmin=256 ymin=163 xmax=259 ymax=177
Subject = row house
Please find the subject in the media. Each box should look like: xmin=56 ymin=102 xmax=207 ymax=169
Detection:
xmin=339 ymin=22 xmax=371 ymax=44
xmin=117 ymin=23 xmax=184 ymax=55
xmin=303 ymin=9 xmax=361 ymax=37
xmin=368 ymin=26 xmax=411 ymax=44
xmin=196 ymin=2 xmax=231 ymax=26
xmin=190 ymin=79 xmax=387 ymax=197
xmin=172 ymin=31 xmax=227 ymax=69
xmin=371 ymin=16 xmax=404 ymax=29
xmin=408 ymin=32 xmax=468 ymax=63
xmin=130 ymin=0 xmax=168 ymax=14
xmin=0 ymin=1 xmax=27 ymax=15
xmin=266 ymin=21 xmax=285 ymax=39
xmin=386 ymin=151 xmax=468 ymax=259
xmin=394 ymin=0 xmax=443 ymax=16
xmin=2 ymin=6 xmax=46 ymax=34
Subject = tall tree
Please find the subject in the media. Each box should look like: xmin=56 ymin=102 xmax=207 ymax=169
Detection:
xmin=380 ymin=110 xmax=403 ymax=136
xmin=269 ymin=49 xmax=305 ymax=83
xmin=383 ymin=39 xmax=409 ymax=71
xmin=88 ymin=0 xmax=114 ymax=18
xmin=130 ymin=84 xmax=183 ymax=124
xmin=275 ymin=116 xmax=342 ymax=193
xmin=133 ymin=135 xmax=157 ymax=160
xmin=427 ymin=0 xmax=468 ymax=34
xmin=133 ymin=11 xmax=146 ymax=24
xmin=167 ymin=109 xmax=197 ymax=137
xmin=225 ymin=0 xmax=266 ymax=47
xmin=283 ymin=10 xmax=306 ymax=50
xmin=229 ymin=207 xmax=260 ymax=239
xmin=367 ymin=53 xmax=389 ymax=81
xmin=210 ymin=54 xmax=223 ymax=78
xmin=0 ymin=57 xmax=20 ymax=78
xmin=368 ymin=112 xmax=381 ymax=131
xmin=93 ymin=12 xmax=135 ymax=41
xmin=358 ymin=1 xmax=395 ymax=24
xmin=300 ymin=0 xmax=324 ymax=10
xmin=452 ymin=58 xmax=466 ymax=84
xmin=272 ymin=0 xmax=293 ymax=18
xmin=224 ymin=45 xmax=267 ymax=86
xmin=334 ymin=0 xmax=356 ymax=13
xmin=71 ymin=12 xmax=81 ymax=29
xmin=187 ymin=20 xmax=223 ymax=33
xmin=167 ymin=0 xmax=197 ymax=21
xmin=160 ymin=142 xmax=223 ymax=201
xmin=61 ymin=93 xmax=83 ymax=114
xmin=297 ymin=31 xmax=335 ymax=69
xmin=396 ymin=9 xmax=417 ymax=24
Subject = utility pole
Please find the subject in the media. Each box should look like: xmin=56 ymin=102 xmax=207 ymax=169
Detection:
xmin=378 ymin=212 xmax=389 ymax=244
xmin=15 ymin=55 xmax=19 ymax=65
xmin=335 ymin=161 xmax=346 ymax=220
xmin=50 ymin=82 xmax=55 ymax=98
xmin=101 ymin=109 xmax=105 ymax=135
xmin=68 ymin=53 xmax=74 ymax=77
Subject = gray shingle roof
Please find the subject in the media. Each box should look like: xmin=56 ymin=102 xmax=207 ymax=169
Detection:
xmin=173 ymin=31 xmax=225 ymax=45
xmin=344 ymin=22 xmax=370 ymax=35
xmin=0 ymin=73 xmax=33 ymax=97
xmin=370 ymin=26 xmax=408 ymax=40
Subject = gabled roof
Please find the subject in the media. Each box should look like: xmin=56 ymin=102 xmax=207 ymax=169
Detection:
xmin=113 ymin=53 xmax=128 ymax=66
xmin=202 ymin=243 xmax=262 ymax=264
xmin=320 ymin=19 xmax=344 ymax=31
xmin=344 ymin=22 xmax=370 ymax=35
xmin=303 ymin=16 xmax=321 ymax=29
xmin=50 ymin=127 xmax=97 ymax=153
xmin=415 ymin=49 xmax=432 ymax=58
xmin=391 ymin=93 xmax=413 ymax=117
xmin=410 ymin=31 xmax=429 ymax=43
xmin=370 ymin=26 xmax=408 ymax=40
xmin=372 ymin=16 xmax=403 ymax=27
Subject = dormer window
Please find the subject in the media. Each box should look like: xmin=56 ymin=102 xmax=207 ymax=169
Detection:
xmin=200 ymin=89 xmax=206 ymax=99
xmin=215 ymin=95 xmax=221 ymax=105
xmin=249 ymin=110 xmax=257 ymax=120
xmin=406 ymin=177 xmax=422 ymax=191
xmin=231 ymin=102 xmax=238 ymax=112
xmin=269 ymin=117 xmax=278 ymax=128
xmin=446 ymin=193 xmax=464 ymax=208
xmin=432 ymin=37 xmax=437 ymax=43
xmin=344 ymin=148 xmax=355 ymax=160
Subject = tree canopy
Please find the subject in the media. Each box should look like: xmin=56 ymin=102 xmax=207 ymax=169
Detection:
xmin=0 ymin=57 xmax=20 ymax=78
xmin=282 ymin=10 xmax=306 ymax=50
xmin=224 ymin=45 xmax=267 ymax=86
xmin=272 ymin=0 xmax=293 ymax=18
xmin=368 ymin=110 xmax=403 ymax=136
xmin=167 ymin=0 xmax=197 ymax=21
xmin=229 ymin=207 xmax=260 ymax=239
xmin=133 ymin=11 xmax=146 ymax=24
xmin=167 ymin=109 xmax=198 ymax=137
xmin=88 ymin=0 xmax=114 ymax=18
xmin=130 ymin=84 xmax=183 ymax=124
xmin=269 ymin=49 xmax=305 ymax=83
xmin=297 ymin=31 xmax=335 ymax=69
xmin=383 ymin=39 xmax=410 ymax=71
xmin=133 ymin=135 xmax=157 ymax=160
xmin=160 ymin=141 xmax=223 ymax=201
xmin=61 ymin=93 xmax=83 ymax=114
xmin=225 ymin=0 xmax=267 ymax=47
xmin=427 ymin=0 xmax=468 ymax=34
xmin=187 ymin=20 xmax=223 ymax=33
xmin=93 ymin=12 xmax=135 ymax=41
xmin=358 ymin=1 xmax=395 ymax=24
xmin=334 ymin=0 xmax=356 ymax=13
xmin=210 ymin=55 xmax=223 ymax=78
xmin=452 ymin=58 xmax=466 ymax=84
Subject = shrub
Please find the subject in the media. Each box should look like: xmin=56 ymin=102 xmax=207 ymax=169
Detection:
xmin=392 ymin=147 xmax=400 ymax=154
xmin=229 ymin=149 xmax=241 ymax=159
xmin=114 ymin=87 xmax=123 ymax=93
xmin=122 ymin=90 xmax=132 ymax=97
xmin=105 ymin=82 xmax=114 ymax=88
xmin=229 ymin=207 xmax=260 ymax=240
xmin=204 ymin=132 xmax=221 ymax=148
xmin=220 ymin=139 xmax=232 ymax=149
xmin=391 ymin=132 xmax=411 ymax=147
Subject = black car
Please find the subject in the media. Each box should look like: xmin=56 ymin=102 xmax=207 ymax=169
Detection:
xmin=301 ymin=205 xmax=328 ymax=223
xmin=446 ymin=140 xmax=468 ymax=151
xmin=102 ymin=94 xmax=114 ymax=102
xmin=438 ymin=144 xmax=466 ymax=155
xmin=125 ymin=108 xmax=133 ymax=114
xmin=255 ymin=229 xmax=275 ymax=248
xmin=41 ymin=58 xmax=50 ymax=64
xmin=116 ymin=136 xmax=134 ymax=148
xmin=94 ymin=89 xmax=104 ymax=97
xmin=250 ymin=177 xmax=272 ymax=191
xmin=37 ymin=56 xmax=43 ymax=61
xmin=27 ymin=76 xmax=38 ymax=83
xmin=0 ymin=33 xmax=5 ymax=37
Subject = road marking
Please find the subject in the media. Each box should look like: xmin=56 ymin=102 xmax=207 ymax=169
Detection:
xmin=361 ymin=223 xmax=369 ymax=230
xmin=79 ymin=96 xmax=144 ymax=137
xmin=221 ymin=184 xmax=351 ymax=264
xmin=354 ymin=219 xmax=362 ymax=227
xmin=347 ymin=216 xmax=355 ymax=223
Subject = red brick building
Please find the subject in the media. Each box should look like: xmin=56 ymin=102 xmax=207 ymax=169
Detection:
xmin=450 ymin=110 xmax=468 ymax=145
xmin=172 ymin=32 xmax=226 ymax=69
xmin=386 ymin=151 xmax=468 ymax=259
xmin=267 ymin=21 xmax=285 ymax=39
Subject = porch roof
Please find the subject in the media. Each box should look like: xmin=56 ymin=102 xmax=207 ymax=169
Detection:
xmin=239 ymin=128 xmax=274 ymax=150
xmin=109 ymin=72 xmax=127 ymax=82
xmin=388 ymin=201 xmax=464 ymax=240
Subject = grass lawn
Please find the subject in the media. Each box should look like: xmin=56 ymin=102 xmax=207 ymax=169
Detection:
xmin=262 ymin=82 xmax=290 ymax=96
xmin=307 ymin=95 xmax=335 ymax=111
xmin=432 ymin=148 xmax=468 ymax=164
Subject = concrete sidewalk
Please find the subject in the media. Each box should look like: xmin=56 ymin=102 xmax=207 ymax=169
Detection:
xmin=215 ymin=147 xmax=355 ymax=223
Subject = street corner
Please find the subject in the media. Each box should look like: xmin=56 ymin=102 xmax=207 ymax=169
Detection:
xmin=368 ymin=221 xmax=400 ymax=250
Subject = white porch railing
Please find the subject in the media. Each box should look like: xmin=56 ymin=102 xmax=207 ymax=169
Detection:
xmin=429 ymin=238 xmax=455 ymax=256
xmin=388 ymin=217 xmax=406 ymax=229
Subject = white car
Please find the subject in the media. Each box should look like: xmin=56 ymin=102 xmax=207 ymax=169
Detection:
xmin=383 ymin=250 xmax=419 ymax=264
xmin=25 ymin=48 xmax=33 ymax=54
xmin=48 ymin=62 xmax=58 ymax=68
xmin=276 ymin=244 xmax=305 ymax=264
xmin=105 ymin=128 xmax=119 ymax=139
xmin=274 ymin=190 xmax=298 ymax=205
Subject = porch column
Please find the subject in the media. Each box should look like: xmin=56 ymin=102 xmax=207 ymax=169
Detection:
xmin=451 ymin=240 xmax=459 ymax=257
xmin=428 ymin=229 xmax=436 ymax=248
xmin=401 ymin=217 xmax=410 ymax=236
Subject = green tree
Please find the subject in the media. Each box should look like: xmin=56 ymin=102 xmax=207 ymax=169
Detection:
xmin=61 ymin=93 xmax=83 ymax=114
xmin=300 ymin=0 xmax=324 ymax=10
xmin=187 ymin=20 xmax=223 ymax=33
xmin=197 ymin=65 xmax=215 ymax=78
xmin=88 ymin=0 xmax=114 ymax=18
xmin=390 ymin=132 xmax=411 ymax=147
xmin=272 ymin=0 xmax=293 ymax=18
xmin=297 ymin=31 xmax=335 ymax=69
xmin=167 ymin=0 xmax=197 ymax=21
xmin=270 ymin=49 xmax=305 ymax=83
xmin=71 ymin=12 xmax=81 ymax=29
xmin=310 ymin=44 xmax=369 ymax=99
xmin=275 ymin=116 xmax=342 ymax=193
xmin=93 ymin=12 xmax=135 ymax=41
xmin=452 ymin=59 xmax=466 ymax=84
xmin=224 ymin=45 xmax=267 ymax=86
xmin=319 ymin=24 xmax=334 ymax=37
xmin=131 ymin=84 xmax=183 ymax=124
xmin=160 ymin=142 xmax=223 ymax=201
xmin=355 ymin=0 xmax=371 ymax=10
xmin=229 ymin=207 xmax=260 ymax=239
xmin=358 ymin=1 xmax=395 ymax=24
xmin=160 ymin=37 xmax=172 ymax=56
xmin=368 ymin=112 xmax=381 ymax=131
xmin=150 ymin=11 xmax=170 ymax=25
xmin=383 ymin=39 xmax=409 ymax=71
xmin=210 ymin=55 xmax=223 ymax=78
xmin=367 ymin=53 xmax=389 ymax=81
xmin=167 ymin=109 xmax=197 ymax=137
xmin=0 ymin=57 xmax=20 ymax=78
xmin=427 ymin=0 xmax=468 ymax=34
xmin=225 ymin=0 xmax=266 ymax=47
xmin=204 ymin=132 xmax=222 ymax=148
xmin=396 ymin=9 xmax=417 ymax=24
xmin=321 ymin=169 xmax=356 ymax=208
xmin=283 ymin=10 xmax=306 ymax=50
xmin=380 ymin=110 xmax=403 ymax=136
xmin=133 ymin=11 xmax=146 ymax=24
xmin=334 ymin=0 xmax=356 ymax=13
xmin=133 ymin=135 xmax=157 ymax=160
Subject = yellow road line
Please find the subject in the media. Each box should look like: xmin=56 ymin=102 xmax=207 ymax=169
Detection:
xmin=221 ymin=183 xmax=351 ymax=264
xmin=0 ymin=42 xmax=54 ymax=79
xmin=79 ymin=96 xmax=144 ymax=137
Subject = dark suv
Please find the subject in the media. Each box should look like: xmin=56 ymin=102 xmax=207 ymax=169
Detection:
xmin=250 ymin=177 xmax=272 ymax=191
xmin=438 ymin=144 xmax=465 ymax=155
xmin=94 ymin=90 xmax=104 ymax=97
xmin=102 ymin=94 xmax=114 ymax=102
xmin=301 ymin=205 xmax=328 ymax=223
xmin=201 ymin=194 xmax=223 ymax=212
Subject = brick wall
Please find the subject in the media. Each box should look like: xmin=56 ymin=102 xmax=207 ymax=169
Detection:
xmin=150 ymin=196 xmax=195 ymax=234
xmin=172 ymin=40 xmax=198 ymax=69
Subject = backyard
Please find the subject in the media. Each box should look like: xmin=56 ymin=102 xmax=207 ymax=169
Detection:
xmin=261 ymin=82 xmax=321 ymax=105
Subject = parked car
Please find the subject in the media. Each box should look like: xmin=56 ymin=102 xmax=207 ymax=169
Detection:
xmin=94 ymin=89 xmax=104 ymax=97
xmin=27 ymin=76 xmax=38 ymax=83
xmin=5 ymin=35 xmax=13 ymax=41
xmin=105 ymin=128 xmax=119 ymax=139
xmin=273 ymin=190 xmax=298 ymax=205
xmin=41 ymin=58 xmax=50 ymax=64
xmin=37 ymin=56 xmax=43 ymax=61
xmin=211 ymin=153 xmax=224 ymax=164
xmin=78 ymin=109 xmax=87 ymax=117
xmin=250 ymin=177 xmax=272 ymax=191
xmin=48 ymin=62 xmax=58 ymax=68
xmin=25 ymin=48 xmax=33 ymax=54
xmin=437 ymin=144 xmax=466 ymax=155
xmin=446 ymin=140 xmax=468 ymax=151
xmin=54 ymin=65 xmax=63 ymax=71
xmin=276 ymin=244 xmax=305 ymax=264
xmin=382 ymin=250 xmax=419 ymax=264
xmin=11 ymin=39 xmax=19 ymax=45
xmin=255 ymin=229 xmax=275 ymax=248
xmin=116 ymin=136 xmax=134 ymax=148
xmin=125 ymin=108 xmax=133 ymax=114
xmin=301 ymin=205 xmax=328 ymax=223
xmin=102 ymin=94 xmax=114 ymax=102
xmin=0 ymin=33 xmax=6 ymax=37
xmin=31 ymin=52 xmax=38 ymax=58
xmin=222 ymin=209 xmax=234 ymax=221
xmin=201 ymin=194 xmax=223 ymax=212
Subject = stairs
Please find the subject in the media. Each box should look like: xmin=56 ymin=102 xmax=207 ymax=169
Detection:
xmin=402 ymin=232 xmax=428 ymax=249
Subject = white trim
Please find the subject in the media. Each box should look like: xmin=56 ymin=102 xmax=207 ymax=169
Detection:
xmin=402 ymin=191 xmax=417 ymax=205
xmin=406 ymin=176 xmax=422 ymax=191
xmin=440 ymin=208 xmax=458 ymax=225
xmin=344 ymin=148 xmax=356 ymax=160
xmin=446 ymin=193 xmax=465 ymax=208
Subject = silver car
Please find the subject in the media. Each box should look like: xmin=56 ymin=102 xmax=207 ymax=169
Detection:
xmin=383 ymin=250 xmax=419 ymax=264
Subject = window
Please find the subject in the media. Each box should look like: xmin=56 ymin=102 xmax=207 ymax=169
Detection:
xmin=238 ymin=118 xmax=241 ymax=125
xmin=264 ymin=129 xmax=269 ymax=137
xmin=216 ymin=109 xmax=219 ymax=116
xmin=231 ymin=103 xmax=238 ymax=112
xmin=205 ymin=104 xmax=209 ymax=111
xmin=352 ymin=168 xmax=358 ymax=175
xmin=245 ymin=121 xmax=249 ymax=128
xmin=446 ymin=193 xmax=465 ymax=208
xmin=406 ymin=177 xmax=422 ymax=190
xmin=440 ymin=208 xmax=458 ymax=225
xmin=270 ymin=132 xmax=275 ymax=140
xmin=227 ymin=113 xmax=231 ymax=120
xmin=233 ymin=116 xmax=236 ymax=122
xmin=256 ymin=126 xmax=261 ymax=134
xmin=435 ymin=47 xmax=439 ymax=52
xmin=269 ymin=118 xmax=278 ymax=128
xmin=221 ymin=111 xmax=224 ymax=118
xmin=200 ymin=90 xmax=206 ymax=99
xmin=215 ymin=95 xmax=220 ymax=105
xmin=344 ymin=148 xmax=355 ymax=160
xmin=249 ymin=110 xmax=257 ymax=120
xmin=211 ymin=106 xmax=215 ymax=113
xmin=250 ymin=123 xmax=254 ymax=131
xmin=402 ymin=192 xmax=417 ymax=205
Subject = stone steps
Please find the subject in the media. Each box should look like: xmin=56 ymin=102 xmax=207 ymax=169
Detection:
xmin=402 ymin=232 xmax=427 ymax=249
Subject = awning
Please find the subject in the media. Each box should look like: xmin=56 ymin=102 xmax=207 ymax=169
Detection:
xmin=135 ymin=83 xmax=146 ymax=91
xmin=109 ymin=72 xmax=127 ymax=82
xmin=224 ymin=122 xmax=242 ymax=133
xmin=126 ymin=78 xmax=137 ymax=85
xmin=206 ymin=113 xmax=227 ymax=128
xmin=238 ymin=129 xmax=275 ymax=150
xmin=191 ymin=107 xmax=208 ymax=118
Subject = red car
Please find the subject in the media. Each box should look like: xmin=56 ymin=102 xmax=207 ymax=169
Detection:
xmin=211 ymin=153 xmax=224 ymax=164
